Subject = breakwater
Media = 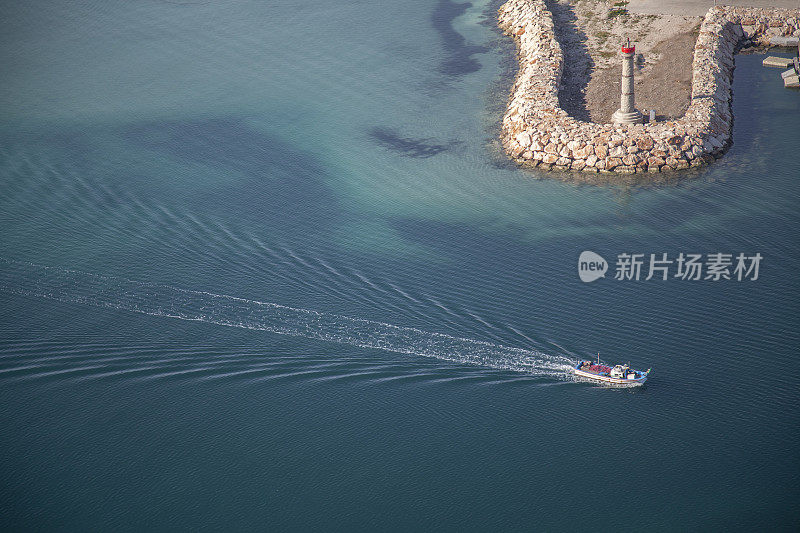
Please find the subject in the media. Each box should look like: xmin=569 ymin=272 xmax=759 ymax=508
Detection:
xmin=498 ymin=1 xmax=799 ymax=174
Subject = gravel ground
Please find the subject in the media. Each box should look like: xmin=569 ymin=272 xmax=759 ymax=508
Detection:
xmin=627 ymin=0 xmax=799 ymax=17
xmin=547 ymin=0 xmax=701 ymax=123
xmin=587 ymin=29 xmax=699 ymax=122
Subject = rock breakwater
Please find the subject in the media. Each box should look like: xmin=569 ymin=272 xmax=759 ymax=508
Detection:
xmin=498 ymin=0 xmax=799 ymax=174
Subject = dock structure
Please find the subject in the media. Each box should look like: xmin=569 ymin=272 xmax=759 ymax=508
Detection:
xmin=763 ymin=56 xmax=793 ymax=68
xmin=770 ymin=36 xmax=800 ymax=47
xmin=784 ymin=58 xmax=799 ymax=88
xmin=789 ymin=47 xmax=800 ymax=88
xmin=612 ymin=40 xmax=644 ymax=125
xmin=765 ymin=42 xmax=799 ymax=88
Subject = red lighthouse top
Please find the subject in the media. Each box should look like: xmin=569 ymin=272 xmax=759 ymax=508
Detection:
xmin=622 ymin=38 xmax=635 ymax=54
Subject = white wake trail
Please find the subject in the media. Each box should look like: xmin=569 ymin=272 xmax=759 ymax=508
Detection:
xmin=0 ymin=259 xmax=574 ymax=376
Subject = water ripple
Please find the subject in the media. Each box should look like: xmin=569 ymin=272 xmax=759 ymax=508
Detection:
xmin=0 ymin=259 xmax=574 ymax=383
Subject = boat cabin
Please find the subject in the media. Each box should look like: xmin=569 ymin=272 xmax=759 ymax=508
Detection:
xmin=609 ymin=364 xmax=637 ymax=380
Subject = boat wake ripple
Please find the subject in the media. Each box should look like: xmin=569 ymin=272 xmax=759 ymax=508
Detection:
xmin=0 ymin=259 xmax=574 ymax=376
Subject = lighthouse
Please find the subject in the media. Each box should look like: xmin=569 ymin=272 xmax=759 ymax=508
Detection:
xmin=611 ymin=39 xmax=643 ymax=125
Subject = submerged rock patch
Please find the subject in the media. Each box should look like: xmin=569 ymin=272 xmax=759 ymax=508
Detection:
xmin=369 ymin=127 xmax=455 ymax=158
xmin=433 ymin=0 xmax=488 ymax=75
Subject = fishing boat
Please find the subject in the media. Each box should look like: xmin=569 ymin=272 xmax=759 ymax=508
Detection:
xmin=574 ymin=354 xmax=650 ymax=385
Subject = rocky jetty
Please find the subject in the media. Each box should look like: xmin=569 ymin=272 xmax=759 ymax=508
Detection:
xmin=498 ymin=1 xmax=800 ymax=174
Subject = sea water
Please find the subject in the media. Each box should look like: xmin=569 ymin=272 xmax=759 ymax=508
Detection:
xmin=1 ymin=0 xmax=798 ymax=530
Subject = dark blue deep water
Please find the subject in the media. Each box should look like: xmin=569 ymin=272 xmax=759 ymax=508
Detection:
xmin=1 ymin=0 xmax=798 ymax=530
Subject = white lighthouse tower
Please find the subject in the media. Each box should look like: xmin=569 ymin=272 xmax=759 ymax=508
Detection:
xmin=612 ymin=39 xmax=643 ymax=125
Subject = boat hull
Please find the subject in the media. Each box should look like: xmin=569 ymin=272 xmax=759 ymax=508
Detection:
xmin=573 ymin=368 xmax=647 ymax=385
xmin=573 ymin=362 xmax=648 ymax=385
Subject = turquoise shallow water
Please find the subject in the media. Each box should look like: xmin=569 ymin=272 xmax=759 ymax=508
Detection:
xmin=1 ymin=0 xmax=799 ymax=530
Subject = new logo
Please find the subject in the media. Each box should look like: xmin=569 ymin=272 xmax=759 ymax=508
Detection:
xmin=578 ymin=251 xmax=607 ymax=282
